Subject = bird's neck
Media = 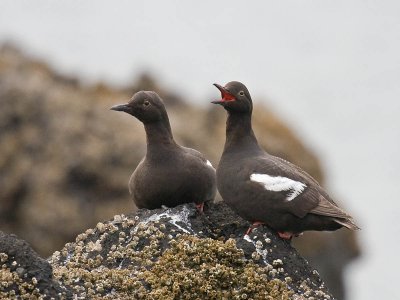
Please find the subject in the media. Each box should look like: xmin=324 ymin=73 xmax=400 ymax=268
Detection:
xmin=223 ymin=111 xmax=261 ymax=154
xmin=144 ymin=120 xmax=177 ymax=155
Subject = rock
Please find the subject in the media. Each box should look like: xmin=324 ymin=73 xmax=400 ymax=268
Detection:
xmin=0 ymin=231 xmax=71 ymax=299
xmin=1 ymin=203 xmax=334 ymax=299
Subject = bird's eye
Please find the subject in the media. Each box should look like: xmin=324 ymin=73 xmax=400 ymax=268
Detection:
xmin=143 ymin=100 xmax=150 ymax=106
xmin=239 ymin=91 xmax=245 ymax=96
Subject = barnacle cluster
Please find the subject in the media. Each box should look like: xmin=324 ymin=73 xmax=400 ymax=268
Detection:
xmin=49 ymin=213 xmax=296 ymax=299
xmin=0 ymin=253 xmax=35 ymax=299
xmin=0 ymin=252 xmax=68 ymax=299
xmin=1 ymin=207 xmax=333 ymax=299
xmin=141 ymin=236 xmax=293 ymax=299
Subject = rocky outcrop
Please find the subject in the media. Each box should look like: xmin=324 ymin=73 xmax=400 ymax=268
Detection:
xmin=0 ymin=44 xmax=358 ymax=298
xmin=0 ymin=231 xmax=71 ymax=299
xmin=1 ymin=203 xmax=334 ymax=299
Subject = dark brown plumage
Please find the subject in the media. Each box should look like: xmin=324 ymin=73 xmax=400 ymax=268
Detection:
xmin=212 ymin=81 xmax=359 ymax=239
xmin=111 ymin=91 xmax=216 ymax=210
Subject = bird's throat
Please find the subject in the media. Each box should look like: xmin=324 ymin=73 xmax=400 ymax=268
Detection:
xmin=223 ymin=112 xmax=261 ymax=154
xmin=144 ymin=121 xmax=176 ymax=155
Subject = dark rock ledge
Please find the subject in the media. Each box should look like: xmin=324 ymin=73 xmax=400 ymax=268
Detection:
xmin=0 ymin=203 xmax=334 ymax=299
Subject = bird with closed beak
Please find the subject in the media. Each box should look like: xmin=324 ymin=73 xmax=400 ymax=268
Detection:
xmin=212 ymin=81 xmax=359 ymax=239
xmin=111 ymin=91 xmax=216 ymax=211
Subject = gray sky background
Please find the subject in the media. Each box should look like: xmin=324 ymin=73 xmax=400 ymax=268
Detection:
xmin=1 ymin=1 xmax=399 ymax=299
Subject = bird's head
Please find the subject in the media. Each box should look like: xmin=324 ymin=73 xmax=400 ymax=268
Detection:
xmin=110 ymin=91 xmax=167 ymax=123
xmin=212 ymin=81 xmax=253 ymax=113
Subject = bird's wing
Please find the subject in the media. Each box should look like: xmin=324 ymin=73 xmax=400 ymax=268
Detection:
xmin=250 ymin=155 xmax=349 ymax=219
xmin=129 ymin=157 xmax=145 ymax=195
xmin=311 ymin=195 xmax=359 ymax=230
xmin=249 ymin=170 xmax=318 ymax=217
xmin=273 ymin=156 xmax=321 ymax=187
xmin=182 ymin=146 xmax=215 ymax=169
xmin=182 ymin=146 xmax=204 ymax=160
xmin=310 ymin=195 xmax=352 ymax=219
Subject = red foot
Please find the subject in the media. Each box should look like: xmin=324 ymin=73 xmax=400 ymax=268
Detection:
xmin=278 ymin=231 xmax=293 ymax=240
xmin=195 ymin=202 xmax=204 ymax=213
xmin=245 ymin=221 xmax=265 ymax=235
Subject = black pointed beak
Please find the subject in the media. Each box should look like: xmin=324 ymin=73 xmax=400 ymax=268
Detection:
xmin=211 ymin=100 xmax=223 ymax=105
xmin=110 ymin=103 xmax=129 ymax=112
xmin=211 ymin=83 xmax=225 ymax=105
xmin=213 ymin=83 xmax=226 ymax=93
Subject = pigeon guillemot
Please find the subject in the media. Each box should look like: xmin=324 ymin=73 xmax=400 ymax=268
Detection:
xmin=211 ymin=81 xmax=359 ymax=239
xmin=111 ymin=91 xmax=216 ymax=211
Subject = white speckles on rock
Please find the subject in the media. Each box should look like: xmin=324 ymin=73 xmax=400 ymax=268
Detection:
xmin=109 ymin=224 xmax=118 ymax=233
xmin=75 ymin=233 xmax=88 ymax=243
xmin=96 ymin=222 xmax=106 ymax=233
xmin=243 ymin=235 xmax=269 ymax=264
xmin=285 ymin=277 xmax=292 ymax=283
xmin=251 ymin=252 xmax=260 ymax=260
xmin=85 ymin=228 xmax=94 ymax=236
xmin=243 ymin=235 xmax=252 ymax=243
xmin=133 ymin=206 xmax=194 ymax=235
xmin=86 ymin=240 xmax=103 ymax=252
xmin=272 ymin=259 xmax=283 ymax=267
xmin=112 ymin=214 xmax=124 ymax=223
xmin=269 ymin=269 xmax=278 ymax=277
xmin=0 ymin=253 xmax=8 ymax=263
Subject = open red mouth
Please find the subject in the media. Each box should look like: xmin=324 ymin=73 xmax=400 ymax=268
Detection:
xmin=213 ymin=83 xmax=236 ymax=103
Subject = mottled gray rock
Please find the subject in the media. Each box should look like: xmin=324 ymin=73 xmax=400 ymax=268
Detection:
xmin=1 ymin=203 xmax=334 ymax=299
xmin=0 ymin=231 xmax=71 ymax=299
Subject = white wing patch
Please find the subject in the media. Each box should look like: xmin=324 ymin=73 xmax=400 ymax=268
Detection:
xmin=206 ymin=160 xmax=213 ymax=167
xmin=250 ymin=173 xmax=306 ymax=201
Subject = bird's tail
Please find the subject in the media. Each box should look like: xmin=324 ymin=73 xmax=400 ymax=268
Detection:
xmin=334 ymin=218 xmax=360 ymax=230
